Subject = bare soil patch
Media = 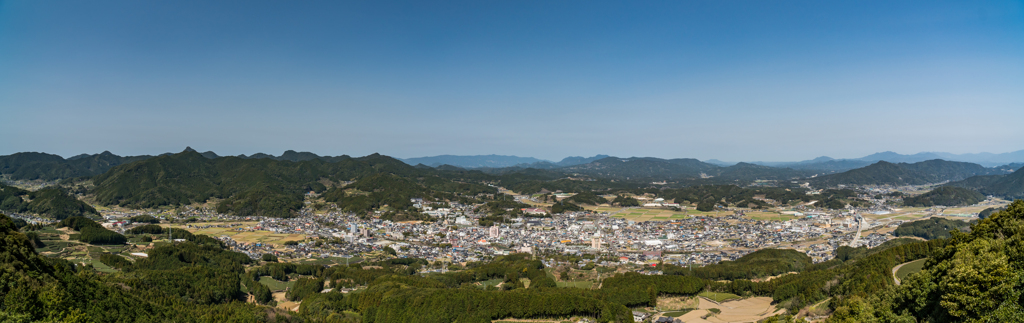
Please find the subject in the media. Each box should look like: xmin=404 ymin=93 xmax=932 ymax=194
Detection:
xmin=676 ymin=297 xmax=783 ymax=323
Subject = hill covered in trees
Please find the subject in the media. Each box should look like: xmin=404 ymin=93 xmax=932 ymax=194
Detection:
xmin=0 ymin=212 xmax=301 ymax=322
xmin=893 ymin=217 xmax=972 ymax=240
xmin=947 ymin=165 xmax=1024 ymax=200
xmin=0 ymin=184 xmax=97 ymax=219
xmin=90 ymin=149 xmax=496 ymax=218
xmin=0 ymin=151 xmax=152 ymax=181
xmin=662 ymin=248 xmax=812 ymax=280
xmin=902 ymin=187 xmax=985 ymax=207
xmin=559 ymin=157 xmax=816 ymax=182
xmin=824 ymin=200 xmax=1024 ymax=322
xmin=810 ymin=160 xmax=1000 ymax=186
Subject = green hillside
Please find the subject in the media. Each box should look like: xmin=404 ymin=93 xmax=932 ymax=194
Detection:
xmin=561 ymin=157 xmax=721 ymax=180
xmin=825 ymin=200 xmax=1024 ymax=322
xmin=811 ymin=160 xmax=999 ymax=186
xmin=662 ymin=248 xmax=813 ymax=280
xmin=902 ymin=187 xmax=985 ymax=207
xmin=0 ymin=184 xmax=97 ymax=219
xmin=893 ymin=217 xmax=972 ymax=240
xmin=90 ymin=150 xmax=495 ymax=217
xmin=947 ymin=165 xmax=1024 ymax=200
xmin=979 ymin=166 xmax=1024 ymax=199
xmin=0 ymin=151 xmax=151 ymax=181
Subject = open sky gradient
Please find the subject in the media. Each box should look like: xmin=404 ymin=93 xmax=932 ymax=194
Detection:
xmin=2 ymin=0 xmax=1022 ymax=161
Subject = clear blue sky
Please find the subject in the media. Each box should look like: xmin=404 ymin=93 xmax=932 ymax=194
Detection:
xmin=2 ymin=0 xmax=1022 ymax=162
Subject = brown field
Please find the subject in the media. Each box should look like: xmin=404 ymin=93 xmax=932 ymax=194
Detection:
xmin=672 ymin=297 xmax=784 ymax=323
xmin=657 ymin=296 xmax=699 ymax=311
xmin=604 ymin=208 xmax=685 ymax=221
xmin=161 ymin=222 xmax=305 ymax=246
xmin=742 ymin=211 xmax=799 ymax=222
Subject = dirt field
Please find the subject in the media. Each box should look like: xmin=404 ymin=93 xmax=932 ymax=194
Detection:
xmin=742 ymin=211 xmax=799 ymax=222
xmin=596 ymin=207 xmax=689 ymax=221
xmin=161 ymin=222 xmax=305 ymax=246
xmin=272 ymin=292 xmax=302 ymax=311
xmin=657 ymin=296 xmax=699 ymax=311
xmin=671 ymin=297 xmax=784 ymax=323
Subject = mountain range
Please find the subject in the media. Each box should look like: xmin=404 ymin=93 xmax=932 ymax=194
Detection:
xmin=808 ymin=160 xmax=1004 ymax=186
xmin=399 ymin=154 xmax=610 ymax=168
xmin=947 ymin=168 xmax=1024 ymax=200
xmin=746 ymin=150 xmax=1024 ymax=170
xmin=400 ymin=150 xmax=1024 ymax=170
xmin=2 ymin=148 xmax=1024 ymax=221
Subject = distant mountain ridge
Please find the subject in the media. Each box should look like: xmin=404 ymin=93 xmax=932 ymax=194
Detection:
xmin=399 ymin=154 xmax=609 ymax=169
xmin=400 ymin=155 xmax=550 ymax=168
xmin=89 ymin=149 xmax=475 ymax=217
xmin=742 ymin=150 xmax=1024 ymax=172
xmin=0 ymin=151 xmax=152 ymax=181
xmin=810 ymin=160 xmax=1003 ymax=186
xmin=947 ymin=165 xmax=1024 ymax=199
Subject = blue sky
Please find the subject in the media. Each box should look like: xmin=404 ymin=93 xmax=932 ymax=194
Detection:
xmin=1 ymin=0 xmax=1022 ymax=161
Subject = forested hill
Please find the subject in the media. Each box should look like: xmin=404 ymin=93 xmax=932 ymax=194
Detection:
xmin=825 ymin=200 xmax=1024 ymax=322
xmin=234 ymin=149 xmax=354 ymax=163
xmin=561 ymin=157 xmax=744 ymax=180
xmin=0 ymin=183 xmax=97 ymax=219
xmin=809 ymin=159 xmax=1000 ymax=186
xmin=0 ymin=151 xmax=151 ymax=181
xmin=901 ymin=187 xmax=985 ymax=207
xmin=90 ymin=150 xmax=495 ymax=218
xmin=401 ymin=154 xmax=550 ymax=168
xmin=892 ymin=217 xmax=972 ymax=240
xmin=946 ymin=165 xmax=1024 ymax=200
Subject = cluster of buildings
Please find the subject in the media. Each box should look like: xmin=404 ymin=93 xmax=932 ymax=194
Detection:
xmin=120 ymin=200 xmax=895 ymax=268
xmin=92 ymin=184 xmax=936 ymax=272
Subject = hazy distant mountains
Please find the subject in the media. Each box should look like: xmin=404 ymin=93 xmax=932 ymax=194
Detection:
xmin=809 ymin=160 xmax=1005 ymax=186
xmin=402 ymin=150 xmax=1024 ymax=171
xmin=194 ymin=148 xmax=354 ymax=163
xmin=400 ymin=154 xmax=610 ymax=168
xmin=400 ymin=155 xmax=548 ymax=168
xmin=746 ymin=150 xmax=1024 ymax=170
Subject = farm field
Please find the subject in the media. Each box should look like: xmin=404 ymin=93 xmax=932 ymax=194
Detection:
xmin=161 ymin=222 xmax=306 ymax=246
xmin=555 ymin=280 xmax=593 ymax=289
xmin=698 ymin=291 xmax=742 ymax=303
xmin=601 ymin=208 xmax=690 ymax=221
xmin=742 ymin=211 xmax=798 ymax=221
xmin=941 ymin=198 xmax=1010 ymax=216
xmin=675 ymin=297 xmax=783 ymax=323
xmin=657 ymin=296 xmax=699 ymax=311
xmin=259 ymin=276 xmax=295 ymax=292
xmin=298 ymin=256 xmax=362 ymax=266
xmin=896 ymin=258 xmax=928 ymax=281
xmin=477 ymin=279 xmax=503 ymax=289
